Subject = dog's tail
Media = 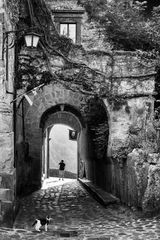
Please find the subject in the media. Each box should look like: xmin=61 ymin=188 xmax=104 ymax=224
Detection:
xmin=32 ymin=219 xmax=37 ymax=227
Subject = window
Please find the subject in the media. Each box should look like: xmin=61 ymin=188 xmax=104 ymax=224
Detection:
xmin=60 ymin=23 xmax=76 ymax=43
xmin=52 ymin=9 xmax=84 ymax=45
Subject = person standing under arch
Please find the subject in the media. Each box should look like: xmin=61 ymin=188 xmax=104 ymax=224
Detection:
xmin=59 ymin=160 xmax=65 ymax=180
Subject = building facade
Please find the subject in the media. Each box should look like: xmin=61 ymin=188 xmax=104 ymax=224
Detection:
xmin=0 ymin=0 xmax=159 ymax=225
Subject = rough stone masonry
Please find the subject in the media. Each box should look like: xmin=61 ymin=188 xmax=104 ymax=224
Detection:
xmin=0 ymin=0 xmax=159 ymax=227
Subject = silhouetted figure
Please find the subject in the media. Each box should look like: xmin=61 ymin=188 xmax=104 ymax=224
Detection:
xmin=59 ymin=160 xmax=65 ymax=180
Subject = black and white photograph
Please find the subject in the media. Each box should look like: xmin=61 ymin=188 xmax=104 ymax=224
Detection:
xmin=1 ymin=0 xmax=160 ymax=239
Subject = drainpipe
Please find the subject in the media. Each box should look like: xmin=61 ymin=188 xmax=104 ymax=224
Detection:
xmin=13 ymin=34 xmax=18 ymax=169
xmin=47 ymin=129 xmax=49 ymax=178
xmin=22 ymin=98 xmax=25 ymax=142
xmin=47 ymin=127 xmax=51 ymax=178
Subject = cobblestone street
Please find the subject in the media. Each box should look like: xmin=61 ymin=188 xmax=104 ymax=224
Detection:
xmin=0 ymin=178 xmax=160 ymax=239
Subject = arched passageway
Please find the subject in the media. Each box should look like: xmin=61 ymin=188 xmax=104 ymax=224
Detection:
xmin=40 ymin=104 xmax=90 ymax=183
xmin=16 ymin=84 xmax=109 ymax=196
xmin=47 ymin=124 xmax=78 ymax=179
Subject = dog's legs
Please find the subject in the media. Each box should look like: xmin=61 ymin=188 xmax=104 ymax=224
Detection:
xmin=45 ymin=224 xmax=48 ymax=232
xmin=35 ymin=221 xmax=41 ymax=232
xmin=35 ymin=226 xmax=41 ymax=232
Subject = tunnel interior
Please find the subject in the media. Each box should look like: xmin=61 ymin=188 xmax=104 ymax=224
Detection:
xmin=43 ymin=123 xmax=78 ymax=180
xmin=16 ymin=97 xmax=109 ymax=196
xmin=40 ymin=104 xmax=90 ymax=184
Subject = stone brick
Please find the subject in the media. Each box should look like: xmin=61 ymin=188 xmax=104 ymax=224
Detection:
xmin=1 ymin=200 xmax=14 ymax=226
xmin=142 ymin=165 xmax=160 ymax=214
xmin=147 ymin=153 xmax=160 ymax=165
xmin=0 ymin=170 xmax=16 ymax=190
xmin=127 ymin=149 xmax=149 ymax=207
xmin=14 ymin=0 xmax=156 ymax=215
xmin=0 ymin=133 xmax=14 ymax=172
xmin=0 ymin=102 xmax=12 ymax=133
xmin=0 ymin=189 xmax=13 ymax=201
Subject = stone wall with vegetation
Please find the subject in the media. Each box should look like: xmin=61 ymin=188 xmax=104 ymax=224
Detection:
xmin=17 ymin=42 xmax=156 ymax=212
xmin=15 ymin=0 xmax=159 ymax=215
xmin=0 ymin=0 xmax=18 ymax=226
xmin=100 ymin=51 xmax=159 ymax=213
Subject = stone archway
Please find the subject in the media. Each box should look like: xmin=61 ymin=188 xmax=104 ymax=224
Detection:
xmin=40 ymin=105 xmax=85 ymax=181
xmin=16 ymin=83 xmax=110 ymax=194
xmin=16 ymin=83 xmax=96 ymax=190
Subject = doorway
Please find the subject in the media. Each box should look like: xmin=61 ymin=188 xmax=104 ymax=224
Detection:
xmin=42 ymin=123 xmax=78 ymax=183
xmin=49 ymin=124 xmax=78 ymax=178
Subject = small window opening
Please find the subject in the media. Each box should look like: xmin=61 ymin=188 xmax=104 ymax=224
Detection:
xmin=60 ymin=23 xmax=76 ymax=43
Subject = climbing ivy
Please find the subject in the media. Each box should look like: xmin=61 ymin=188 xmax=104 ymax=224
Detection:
xmin=15 ymin=0 xmax=159 ymax=161
xmin=6 ymin=0 xmax=20 ymax=25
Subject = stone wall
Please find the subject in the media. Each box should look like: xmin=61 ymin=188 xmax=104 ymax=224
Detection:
xmin=0 ymin=0 xmax=17 ymax=226
xmin=101 ymin=52 xmax=156 ymax=210
xmin=17 ymin=84 xmax=90 ymax=187
xmin=17 ymin=48 xmax=156 ymax=210
xmin=16 ymin=0 xmax=157 ymax=214
xmin=124 ymin=150 xmax=160 ymax=215
xmin=0 ymin=0 xmax=158 ymax=226
xmin=45 ymin=0 xmax=111 ymax=51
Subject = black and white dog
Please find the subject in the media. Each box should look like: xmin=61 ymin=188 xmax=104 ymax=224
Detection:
xmin=32 ymin=216 xmax=52 ymax=232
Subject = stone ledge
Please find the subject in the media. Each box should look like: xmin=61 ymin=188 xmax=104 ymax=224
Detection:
xmin=0 ymin=170 xmax=16 ymax=190
xmin=0 ymin=189 xmax=13 ymax=201
xmin=1 ymin=200 xmax=14 ymax=227
xmin=78 ymin=178 xmax=119 ymax=207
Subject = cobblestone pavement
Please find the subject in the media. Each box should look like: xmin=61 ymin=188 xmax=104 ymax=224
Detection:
xmin=1 ymin=178 xmax=160 ymax=239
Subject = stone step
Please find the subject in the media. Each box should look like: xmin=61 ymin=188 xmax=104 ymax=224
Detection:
xmin=0 ymin=189 xmax=13 ymax=201
xmin=79 ymin=178 xmax=120 ymax=207
xmin=0 ymin=200 xmax=14 ymax=227
xmin=1 ymin=200 xmax=13 ymax=214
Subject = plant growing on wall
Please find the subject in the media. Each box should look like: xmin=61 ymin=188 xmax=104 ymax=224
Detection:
xmin=15 ymin=0 xmax=160 ymax=162
xmin=78 ymin=0 xmax=160 ymax=51
xmin=79 ymin=0 xmax=160 ymax=115
xmin=6 ymin=0 xmax=20 ymax=25
xmin=112 ymin=120 xmax=158 ymax=166
xmin=84 ymin=97 xmax=109 ymax=160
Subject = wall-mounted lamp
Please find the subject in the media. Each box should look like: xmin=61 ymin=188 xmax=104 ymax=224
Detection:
xmin=2 ymin=28 xmax=41 ymax=85
xmin=3 ymin=29 xmax=40 ymax=58
xmin=24 ymin=32 xmax=40 ymax=48
xmin=2 ymin=28 xmax=41 ymax=169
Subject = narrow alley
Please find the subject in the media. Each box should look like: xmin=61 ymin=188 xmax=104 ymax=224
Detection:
xmin=0 ymin=178 xmax=159 ymax=240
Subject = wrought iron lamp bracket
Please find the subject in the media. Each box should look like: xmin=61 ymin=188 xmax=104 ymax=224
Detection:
xmin=2 ymin=28 xmax=41 ymax=60
xmin=2 ymin=30 xmax=24 ymax=60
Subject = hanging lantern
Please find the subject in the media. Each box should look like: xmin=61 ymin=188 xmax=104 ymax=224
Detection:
xmin=24 ymin=32 xmax=40 ymax=48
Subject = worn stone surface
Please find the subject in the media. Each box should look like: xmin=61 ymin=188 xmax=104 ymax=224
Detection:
xmin=127 ymin=149 xmax=149 ymax=208
xmin=0 ymin=170 xmax=16 ymax=191
xmin=142 ymin=165 xmax=160 ymax=214
xmin=10 ymin=179 xmax=160 ymax=239
xmin=0 ymin=133 xmax=14 ymax=172
xmin=114 ymin=149 xmax=160 ymax=214
xmin=147 ymin=153 xmax=160 ymax=165
xmin=1 ymin=0 xmax=157 ymax=224
xmin=0 ymin=189 xmax=13 ymax=201
xmin=110 ymin=149 xmax=150 ymax=209
xmin=46 ymin=0 xmax=84 ymax=10
xmin=0 ymin=0 xmax=16 ymax=226
xmin=17 ymin=49 xmax=156 ymax=210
